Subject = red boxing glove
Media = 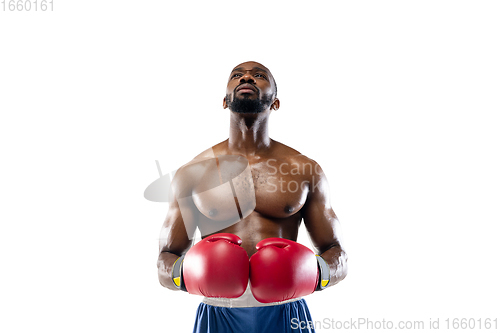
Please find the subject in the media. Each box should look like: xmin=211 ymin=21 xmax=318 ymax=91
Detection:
xmin=181 ymin=233 xmax=249 ymax=298
xmin=249 ymin=238 xmax=319 ymax=303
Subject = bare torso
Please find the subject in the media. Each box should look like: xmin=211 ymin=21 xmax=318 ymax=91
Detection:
xmin=176 ymin=139 xmax=316 ymax=256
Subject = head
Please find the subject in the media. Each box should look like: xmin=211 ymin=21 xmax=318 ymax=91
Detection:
xmin=223 ymin=61 xmax=280 ymax=114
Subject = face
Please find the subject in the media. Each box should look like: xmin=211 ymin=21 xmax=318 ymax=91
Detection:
xmin=223 ymin=61 xmax=279 ymax=114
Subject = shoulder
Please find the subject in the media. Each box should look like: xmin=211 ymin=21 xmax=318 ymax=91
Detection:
xmin=270 ymin=139 xmax=324 ymax=177
xmin=190 ymin=140 xmax=229 ymax=160
xmin=172 ymin=140 xmax=228 ymax=193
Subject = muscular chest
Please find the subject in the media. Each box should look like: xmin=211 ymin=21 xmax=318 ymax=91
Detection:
xmin=250 ymin=164 xmax=309 ymax=217
xmin=191 ymin=158 xmax=309 ymax=221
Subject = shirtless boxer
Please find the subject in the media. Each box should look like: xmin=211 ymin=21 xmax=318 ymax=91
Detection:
xmin=157 ymin=61 xmax=348 ymax=333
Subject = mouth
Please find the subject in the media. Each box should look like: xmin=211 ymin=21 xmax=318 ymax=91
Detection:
xmin=236 ymin=84 xmax=257 ymax=94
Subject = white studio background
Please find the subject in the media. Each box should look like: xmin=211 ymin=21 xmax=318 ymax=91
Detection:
xmin=1 ymin=1 xmax=499 ymax=332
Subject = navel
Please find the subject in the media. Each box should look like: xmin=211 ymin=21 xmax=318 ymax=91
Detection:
xmin=208 ymin=209 xmax=218 ymax=217
xmin=284 ymin=205 xmax=294 ymax=214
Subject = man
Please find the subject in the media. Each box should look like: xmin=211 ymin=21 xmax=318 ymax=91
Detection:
xmin=157 ymin=61 xmax=348 ymax=333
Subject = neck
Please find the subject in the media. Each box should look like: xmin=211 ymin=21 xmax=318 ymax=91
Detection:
xmin=228 ymin=112 xmax=271 ymax=155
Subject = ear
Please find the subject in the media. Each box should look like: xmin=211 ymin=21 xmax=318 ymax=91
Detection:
xmin=271 ymin=98 xmax=280 ymax=111
xmin=223 ymin=97 xmax=228 ymax=109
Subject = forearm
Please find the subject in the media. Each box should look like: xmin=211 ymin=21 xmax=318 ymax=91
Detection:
xmin=157 ymin=251 xmax=181 ymax=290
xmin=320 ymin=245 xmax=348 ymax=287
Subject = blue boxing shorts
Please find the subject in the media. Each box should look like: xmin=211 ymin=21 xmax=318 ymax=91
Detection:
xmin=192 ymin=284 xmax=316 ymax=333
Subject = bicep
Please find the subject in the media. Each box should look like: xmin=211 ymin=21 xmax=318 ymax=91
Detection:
xmin=158 ymin=195 xmax=198 ymax=256
xmin=302 ymin=170 xmax=344 ymax=254
xmin=158 ymin=163 xmax=202 ymax=255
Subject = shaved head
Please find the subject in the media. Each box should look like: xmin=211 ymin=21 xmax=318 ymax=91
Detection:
xmin=224 ymin=61 xmax=280 ymax=114
xmin=230 ymin=61 xmax=277 ymax=98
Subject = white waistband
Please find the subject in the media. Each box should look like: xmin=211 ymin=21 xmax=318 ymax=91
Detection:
xmin=202 ymin=282 xmax=301 ymax=308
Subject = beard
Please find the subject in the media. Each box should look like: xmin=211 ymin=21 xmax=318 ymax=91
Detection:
xmin=226 ymin=93 xmax=274 ymax=114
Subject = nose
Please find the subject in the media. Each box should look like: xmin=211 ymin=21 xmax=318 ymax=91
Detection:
xmin=239 ymin=72 xmax=256 ymax=84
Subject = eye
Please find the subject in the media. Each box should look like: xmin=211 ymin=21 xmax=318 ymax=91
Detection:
xmin=255 ymin=73 xmax=267 ymax=79
xmin=231 ymin=73 xmax=242 ymax=79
